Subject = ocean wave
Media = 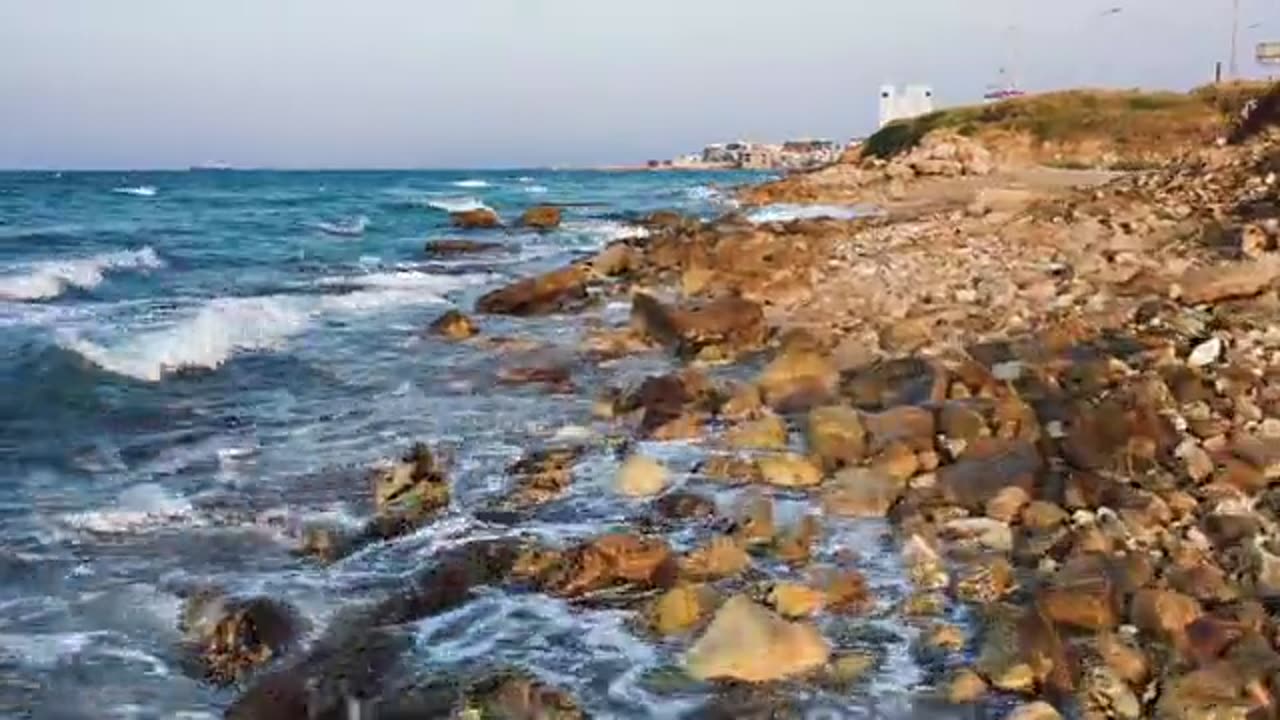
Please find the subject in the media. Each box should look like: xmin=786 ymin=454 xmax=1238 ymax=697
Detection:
xmin=61 ymin=271 xmax=484 ymax=381
xmin=524 ymin=185 xmax=550 ymax=194
xmin=563 ymin=220 xmax=650 ymax=243
xmin=112 ymin=186 xmax=157 ymax=197
xmin=426 ymin=197 xmax=493 ymax=214
xmin=452 ymin=179 xmax=490 ymax=189
xmin=60 ymin=483 xmax=197 ymax=535
xmin=745 ymin=203 xmax=870 ymax=224
xmin=0 ymin=247 xmax=163 ymax=302
xmin=312 ymin=215 xmax=369 ymax=237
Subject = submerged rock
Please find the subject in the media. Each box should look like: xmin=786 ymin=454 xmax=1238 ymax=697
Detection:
xmin=180 ymin=591 xmax=304 ymax=684
xmin=423 ymin=238 xmax=504 ymax=256
xmin=367 ymin=443 xmax=450 ymax=540
xmin=427 ymin=309 xmax=478 ymax=340
xmin=503 ymin=446 xmax=584 ymax=510
xmin=684 ymin=595 xmax=831 ymax=683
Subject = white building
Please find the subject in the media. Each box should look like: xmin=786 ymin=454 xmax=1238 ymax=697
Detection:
xmin=878 ymin=85 xmax=935 ymax=129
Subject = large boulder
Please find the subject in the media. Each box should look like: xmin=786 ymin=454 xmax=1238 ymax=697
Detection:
xmin=451 ymin=208 xmax=502 ymax=229
xmin=527 ymin=533 xmax=675 ymax=599
xmin=476 ymin=265 xmax=590 ymax=316
xmin=630 ymin=293 xmax=767 ymax=360
xmin=520 ymin=206 xmax=562 ymax=230
xmin=684 ymin=596 xmax=830 ymax=682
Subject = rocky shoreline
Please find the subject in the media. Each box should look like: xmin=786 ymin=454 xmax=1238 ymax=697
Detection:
xmin=183 ymin=97 xmax=1280 ymax=719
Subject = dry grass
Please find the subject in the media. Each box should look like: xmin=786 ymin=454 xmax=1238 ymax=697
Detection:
xmin=864 ymin=82 xmax=1274 ymax=161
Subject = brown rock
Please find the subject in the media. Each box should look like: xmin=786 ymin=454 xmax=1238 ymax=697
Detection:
xmin=731 ymin=491 xmax=775 ymax=546
xmin=648 ymin=584 xmax=719 ymax=636
xmin=822 ymin=568 xmax=873 ymax=614
xmin=698 ymin=455 xmax=762 ymax=485
xmin=1130 ymin=589 xmax=1203 ymax=645
xmin=519 ymin=205 xmax=562 ymax=230
xmin=806 ymin=405 xmax=868 ymax=471
xmin=503 ymin=446 xmax=582 ymax=510
xmin=1007 ymin=702 xmax=1063 ymax=720
xmin=756 ymin=453 xmax=823 ymax=488
xmin=986 ymin=486 xmax=1031 ymax=523
xmin=946 ymin=668 xmax=989 ymax=703
xmin=680 ymin=536 xmax=751 ymax=581
xmin=1177 ymin=257 xmax=1280 ymax=304
xmin=615 ymin=455 xmax=670 ymax=498
xmin=723 ymin=413 xmax=788 ymax=450
xmin=451 ymin=208 xmax=501 ymax=229
xmin=684 ymin=596 xmax=831 ymax=683
xmin=937 ymin=440 xmax=1042 ymax=511
xmin=1097 ymin=632 xmax=1149 ymax=685
xmin=591 ymin=243 xmax=637 ymax=277
xmin=758 ymin=350 xmax=839 ymax=411
xmin=1021 ymin=501 xmax=1069 ymax=531
xmin=651 ymin=492 xmax=716 ymax=522
xmin=427 ymin=309 xmax=478 ymax=341
xmin=181 ymin=592 xmax=304 ymax=684
xmin=821 ymin=467 xmax=902 ymax=517
xmin=774 ymin=515 xmax=821 ymax=565
xmin=1038 ymin=576 xmax=1120 ymax=631
xmin=863 ymin=405 xmax=936 ymax=454
xmin=368 ymin=444 xmax=451 ymax=540
xmin=424 ymin=238 xmax=503 ymax=256
xmin=476 ymin=265 xmax=590 ymax=316
xmin=630 ymin=293 xmax=766 ymax=360
xmin=541 ymin=533 xmax=674 ymax=598
xmin=769 ymin=583 xmax=826 ymax=618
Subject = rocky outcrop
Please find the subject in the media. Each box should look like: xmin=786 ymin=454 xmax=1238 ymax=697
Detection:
xmin=180 ymin=591 xmax=304 ymax=684
xmin=476 ymin=264 xmax=590 ymax=316
xmin=520 ymin=206 xmax=562 ymax=230
xmin=367 ymin=443 xmax=450 ymax=541
xmin=451 ymin=208 xmax=501 ymax=229
xmin=684 ymin=595 xmax=830 ymax=682
xmin=630 ymin=292 xmax=767 ymax=360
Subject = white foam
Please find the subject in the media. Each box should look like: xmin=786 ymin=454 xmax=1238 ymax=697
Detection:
xmin=60 ymin=483 xmax=196 ymax=534
xmin=112 ymin=186 xmax=157 ymax=197
xmin=524 ymin=185 xmax=550 ymax=194
xmin=426 ymin=197 xmax=493 ymax=214
xmin=0 ymin=247 xmax=163 ymax=301
xmin=563 ymin=220 xmax=650 ymax=243
xmin=313 ymin=216 xmax=369 ymax=237
xmin=452 ymin=179 xmax=490 ymax=188
xmin=62 ymin=272 xmax=486 ymax=381
xmin=746 ymin=203 xmax=869 ymax=224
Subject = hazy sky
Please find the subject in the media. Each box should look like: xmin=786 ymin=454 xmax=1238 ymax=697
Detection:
xmin=2 ymin=0 xmax=1277 ymax=169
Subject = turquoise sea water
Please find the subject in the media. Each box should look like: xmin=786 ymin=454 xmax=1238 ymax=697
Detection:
xmin=0 ymin=169 xmax=922 ymax=719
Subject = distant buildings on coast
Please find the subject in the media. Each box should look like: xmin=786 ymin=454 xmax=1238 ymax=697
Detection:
xmin=649 ymin=138 xmax=845 ymax=171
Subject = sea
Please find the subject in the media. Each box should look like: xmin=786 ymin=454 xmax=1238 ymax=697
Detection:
xmin=0 ymin=170 xmax=919 ymax=719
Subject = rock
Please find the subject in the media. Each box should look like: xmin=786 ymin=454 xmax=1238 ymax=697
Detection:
xmin=423 ymin=238 xmax=503 ymax=256
xmin=1038 ymin=575 xmax=1120 ymax=631
xmin=630 ymin=293 xmax=767 ymax=360
xmin=503 ymin=446 xmax=582 ymax=510
xmin=1241 ymin=223 xmax=1272 ymax=259
xmin=1007 ymin=701 xmax=1063 ymax=720
xmin=1228 ymin=433 xmax=1280 ymax=480
xmin=986 ymin=486 xmax=1031 ymax=523
xmin=451 ymin=208 xmax=501 ymax=229
xmin=821 ymin=467 xmax=902 ymax=517
xmin=774 ymin=515 xmax=822 ymax=565
xmin=537 ymin=533 xmax=674 ymax=598
xmin=955 ymin=556 xmax=1016 ymax=603
xmin=1154 ymin=662 xmax=1261 ymax=719
xmin=460 ymin=672 xmax=585 ymax=720
xmin=476 ymin=265 xmax=590 ymax=317
xmin=863 ymin=405 xmax=936 ymax=454
xmin=769 ymin=583 xmax=826 ymax=618
xmin=806 ymin=405 xmax=868 ymax=471
xmin=723 ymin=413 xmax=788 ymax=450
xmin=976 ymin=605 xmax=1070 ymax=694
xmin=758 ymin=350 xmax=839 ymax=411
xmin=619 ymin=369 xmax=720 ymax=440
xmin=427 ymin=309 xmax=478 ymax=340
xmin=615 ymin=455 xmax=670 ymax=498
xmin=591 ymin=243 xmax=637 ymax=277
xmin=368 ymin=444 xmax=450 ymax=540
xmin=520 ymin=205 xmax=562 ymax=230
xmin=1177 ymin=257 xmax=1280 ymax=304
xmin=684 ymin=596 xmax=831 ymax=683
xmin=731 ymin=491 xmax=775 ymax=546
xmin=181 ymin=592 xmax=304 ymax=684
xmin=1188 ymin=337 xmax=1223 ymax=368
xmin=496 ymin=363 xmax=574 ymax=393
xmin=822 ymin=568 xmax=873 ymax=613
xmin=698 ymin=455 xmax=762 ymax=485
xmin=756 ymin=453 xmax=824 ymax=488
xmin=1021 ymin=501 xmax=1069 ymax=531
xmin=648 ymin=584 xmax=719 ymax=636
xmin=680 ymin=537 xmax=751 ymax=581
xmin=651 ymin=492 xmax=716 ymax=522
xmin=1130 ymin=589 xmax=1203 ymax=645
xmin=946 ymin=668 xmax=989 ymax=703
xmin=1097 ymin=632 xmax=1149 ymax=685
xmin=940 ymin=518 xmax=1014 ymax=554
xmin=937 ymin=440 xmax=1042 ymax=511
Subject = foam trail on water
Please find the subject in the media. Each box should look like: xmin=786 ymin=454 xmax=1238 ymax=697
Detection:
xmin=746 ymin=203 xmax=870 ymax=224
xmin=0 ymin=248 xmax=163 ymax=301
xmin=452 ymin=179 xmax=490 ymax=188
xmin=312 ymin=216 xmax=369 ymax=237
xmin=112 ymin=186 xmax=157 ymax=197
xmin=427 ymin=197 xmax=493 ymax=214
xmin=562 ymin=220 xmax=650 ymax=244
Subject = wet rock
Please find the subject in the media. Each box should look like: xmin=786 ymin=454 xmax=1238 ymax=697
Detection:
xmin=941 ymin=517 xmax=1013 ymax=554
xmin=769 ymin=583 xmax=826 ymax=619
xmin=648 ymin=584 xmax=720 ymax=636
xmin=630 ymin=292 xmax=767 ymax=360
xmin=519 ymin=205 xmax=562 ymax=230
xmin=720 ymin=382 xmax=764 ymax=421
xmin=423 ymin=238 xmax=504 ymax=256
xmin=180 ymin=591 xmax=304 ymax=684
xmin=863 ymin=405 xmax=936 ymax=454
xmin=589 ymin=243 xmax=638 ymax=280
xmin=976 ymin=604 xmax=1071 ymax=694
xmin=368 ymin=443 xmax=450 ymax=540
xmin=821 ymin=568 xmax=873 ymax=613
xmin=1154 ymin=662 xmax=1262 ymax=719
xmin=986 ymin=486 xmax=1032 ymax=523
xmin=955 ymin=556 xmax=1016 ymax=603
xmin=1038 ymin=570 xmax=1121 ymax=631
xmin=1022 ymin=501 xmax=1070 ymax=531
xmin=535 ymin=533 xmax=675 ymax=599
xmin=698 ymin=454 xmax=762 ymax=485
xmin=756 ymin=453 xmax=823 ymax=488
xmin=730 ymin=491 xmax=775 ymax=546
xmin=680 ymin=536 xmax=751 ymax=581
xmin=684 ymin=595 xmax=831 ymax=683
xmin=757 ymin=350 xmax=839 ymax=411
xmin=651 ymin=491 xmax=716 ymax=522
xmin=427 ymin=309 xmax=479 ymax=340
xmin=1130 ymin=589 xmax=1203 ymax=646
xmin=806 ymin=405 xmax=868 ymax=471
xmin=774 ymin=514 xmax=821 ymax=565
xmin=937 ymin=440 xmax=1042 ymax=511
xmin=476 ymin=264 xmax=590 ymax=316
xmin=821 ymin=466 xmax=903 ymax=517
xmin=1097 ymin=632 xmax=1149 ymax=685
xmin=503 ymin=446 xmax=583 ymax=510
xmin=296 ymin=524 xmax=358 ymax=564
xmin=723 ymin=413 xmax=788 ymax=450
xmin=946 ymin=667 xmax=989 ymax=703
xmin=619 ymin=369 xmax=720 ymax=440
xmin=1008 ymin=701 xmax=1063 ymax=720
xmin=451 ymin=207 xmax=502 ymax=229
xmin=459 ymin=671 xmax=585 ymax=720
xmin=615 ymin=455 xmax=670 ymax=498
xmin=496 ymin=363 xmax=574 ymax=393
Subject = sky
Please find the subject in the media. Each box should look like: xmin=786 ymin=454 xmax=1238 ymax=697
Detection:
xmin=2 ymin=0 xmax=1278 ymax=169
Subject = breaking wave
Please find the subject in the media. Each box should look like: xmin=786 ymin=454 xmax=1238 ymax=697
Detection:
xmin=452 ymin=179 xmax=490 ymax=189
xmin=746 ymin=203 xmax=871 ymax=224
xmin=0 ymin=247 xmax=163 ymax=302
xmin=112 ymin=186 xmax=157 ymax=197
xmin=312 ymin=215 xmax=369 ymax=237
xmin=563 ymin=220 xmax=650 ymax=244
xmin=60 ymin=271 xmax=486 ymax=382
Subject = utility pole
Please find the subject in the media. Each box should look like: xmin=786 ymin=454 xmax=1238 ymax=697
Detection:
xmin=1230 ymin=0 xmax=1241 ymax=78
